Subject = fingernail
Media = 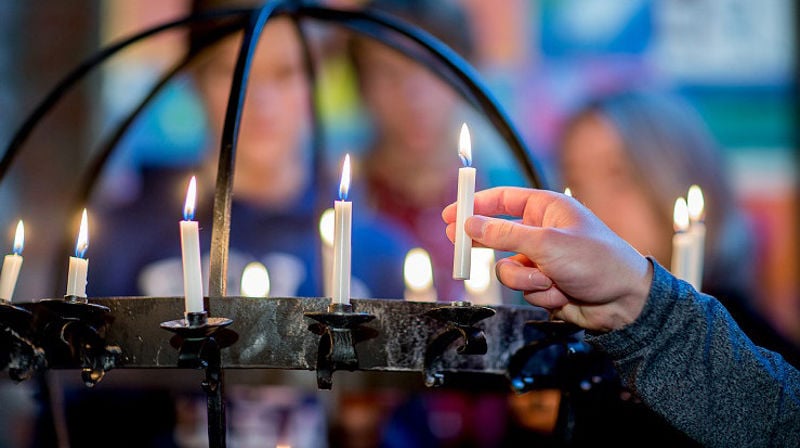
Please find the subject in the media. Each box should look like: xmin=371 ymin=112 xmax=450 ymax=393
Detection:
xmin=528 ymin=271 xmax=553 ymax=289
xmin=466 ymin=216 xmax=488 ymax=238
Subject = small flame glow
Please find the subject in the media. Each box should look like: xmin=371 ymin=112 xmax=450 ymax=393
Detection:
xmin=673 ymin=197 xmax=689 ymax=232
xmin=465 ymin=247 xmax=495 ymax=294
xmin=319 ymin=208 xmax=335 ymax=246
xmin=687 ymin=185 xmax=704 ymax=222
xmin=241 ymin=262 xmax=270 ymax=297
xmin=75 ymin=209 xmax=89 ymax=258
xmin=404 ymin=248 xmax=434 ymax=292
xmin=458 ymin=123 xmax=472 ymax=167
xmin=12 ymin=220 xmax=23 ymax=255
xmin=339 ymin=154 xmax=351 ymax=200
xmin=564 ymin=187 xmax=572 ymax=197
xmin=184 ymin=176 xmax=197 ymax=221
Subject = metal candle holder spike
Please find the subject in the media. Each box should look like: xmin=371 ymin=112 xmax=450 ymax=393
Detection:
xmin=0 ymin=300 xmax=45 ymax=381
xmin=423 ymin=301 xmax=496 ymax=387
xmin=304 ymin=303 xmax=376 ymax=389
xmin=160 ymin=310 xmax=236 ymax=448
xmin=33 ymin=297 xmax=122 ymax=387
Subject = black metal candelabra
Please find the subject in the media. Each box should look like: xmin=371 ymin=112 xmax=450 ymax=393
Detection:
xmin=0 ymin=1 xmax=558 ymax=447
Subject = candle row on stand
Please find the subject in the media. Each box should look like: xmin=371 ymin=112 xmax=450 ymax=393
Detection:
xmin=0 ymin=123 xmax=488 ymax=319
xmin=0 ymin=209 xmax=91 ymax=304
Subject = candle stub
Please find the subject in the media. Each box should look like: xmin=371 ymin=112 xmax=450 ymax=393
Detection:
xmin=66 ymin=210 xmax=89 ymax=298
xmin=404 ymin=248 xmax=436 ymax=302
xmin=687 ymin=185 xmax=706 ymax=291
xmin=453 ymin=123 xmax=475 ymax=280
xmin=0 ymin=220 xmax=24 ymax=302
xmin=319 ymin=208 xmax=335 ymax=298
xmin=671 ymin=197 xmax=699 ymax=287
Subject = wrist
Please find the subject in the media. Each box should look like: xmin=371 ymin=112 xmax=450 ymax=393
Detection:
xmin=607 ymin=255 xmax=653 ymax=331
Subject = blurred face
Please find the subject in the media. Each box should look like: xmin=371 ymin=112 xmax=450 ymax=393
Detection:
xmin=355 ymin=39 xmax=458 ymax=156
xmin=560 ymin=114 xmax=671 ymax=263
xmin=196 ymin=18 xmax=309 ymax=174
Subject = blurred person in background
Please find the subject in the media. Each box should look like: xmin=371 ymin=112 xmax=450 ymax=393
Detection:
xmin=558 ymin=90 xmax=800 ymax=366
xmin=350 ymin=0 xmax=477 ymax=302
xmin=91 ymin=0 xmax=409 ymax=300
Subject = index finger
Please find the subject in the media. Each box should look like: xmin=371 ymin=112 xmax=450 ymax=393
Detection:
xmin=442 ymin=187 xmax=561 ymax=224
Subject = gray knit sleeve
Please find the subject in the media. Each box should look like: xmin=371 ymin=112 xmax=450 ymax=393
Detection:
xmin=585 ymin=259 xmax=800 ymax=447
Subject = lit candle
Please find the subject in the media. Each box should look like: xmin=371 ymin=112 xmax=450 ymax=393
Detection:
xmin=241 ymin=261 xmax=270 ymax=297
xmin=453 ymin=123 xmax=475 ymax=280
xmin=319 ymin=208 xmax=335 ymax=297
xmin=403 ymin=248 xmax=436 ymax=302
xmin=564 ymin=187 xmax=572 ymax=197
xmin=0 ymin=220 xmax=24 ymax=302
xmin=332 ymin=154 xmax=352 ymax=305
xmin=66 ymin=209 xmax=89 ymax=298
xmin=180 ymin=176 xmax=204 ymax=314
xmin=465 ymin=247 xmax=502 ymax=305
xmin=671 ymin=197 xmax=694 ymax=286
xmin=687 ymin=185 xmax=706 ymax=291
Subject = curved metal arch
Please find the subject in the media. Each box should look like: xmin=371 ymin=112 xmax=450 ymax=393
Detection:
xmin=296 ymin=5 xmax=546 ymax=189
xmin=0 ymin=8 xmax=252 ymax=182
xmin=5 ymin=1 xmax=547 ymax=300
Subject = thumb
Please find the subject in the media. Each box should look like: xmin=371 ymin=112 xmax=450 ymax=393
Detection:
xmin=465 ymin=215 xmax=547 ymax=260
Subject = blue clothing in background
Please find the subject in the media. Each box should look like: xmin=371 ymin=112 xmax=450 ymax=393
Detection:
xmin=90 ymin=167 xmax=411 ymax=300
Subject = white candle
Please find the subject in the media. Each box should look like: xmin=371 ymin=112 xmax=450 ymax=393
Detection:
xmin=66 ymin=209 xmax=89 ymax=298
xmin=241 ymin=261 xmax=270 ymax=297
xmin=181 ymin=176 xmax=204 ymax=314
xmin=687 ymin=185 xmax=706 ymax=291
xmin=453 ymin=123 xmax=475 ymax=280
xmin=403 ymin=248 xmax=437 ymax=302
xmin=318 ymin=208 xmax=335 ymax=297
xmin=465 ymin=247 xmax=502 ymax=305
xmin=671 ymin=197 xmax=695 ymax=286
xmin=0 ymin=220 xmax=24 ymax=302
xmin=332 ymin=154 xmax=352 ymax=305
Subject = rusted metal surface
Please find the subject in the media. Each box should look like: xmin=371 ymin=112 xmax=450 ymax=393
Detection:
xmin=15 ymin=297 xmax=547 ymax=376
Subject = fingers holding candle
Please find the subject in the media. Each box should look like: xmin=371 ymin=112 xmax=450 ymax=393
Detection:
xmin=442 ymin=187 xmax=653 ymax=331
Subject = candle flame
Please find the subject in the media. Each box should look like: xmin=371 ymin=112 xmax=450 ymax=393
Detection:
xmin=687 ymin=185 xmax=705 ymax=222
xmin=184 ymin=176 xmax=197 ymax=221
xmin=339 ymin=154 xmax=351 ymax=200
xmin=319 ymin=208 xmax=335 ymax=246
xmin=241 ymin=262 xmax=270 ymax=297
xmin=458 ymin=123 xmax=472 ymax=167
xmin=404 ymin=248 xmax=434 ymax=292
xmin=12 ymin=220 xmax=23 ymax=255
xmin=75 ymin=209 xmax=89 ymax=258
xmin=465 ymin=247 xmax=495 ymax=294
xmin=673 ymin=197 xmax=689 ymax=232
xmin=564 ymin=187 xmax=572 ymax=197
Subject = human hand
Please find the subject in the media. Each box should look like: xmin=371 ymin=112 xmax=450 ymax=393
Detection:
xmin=442 ymin=187 xmax=652 ymax=332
